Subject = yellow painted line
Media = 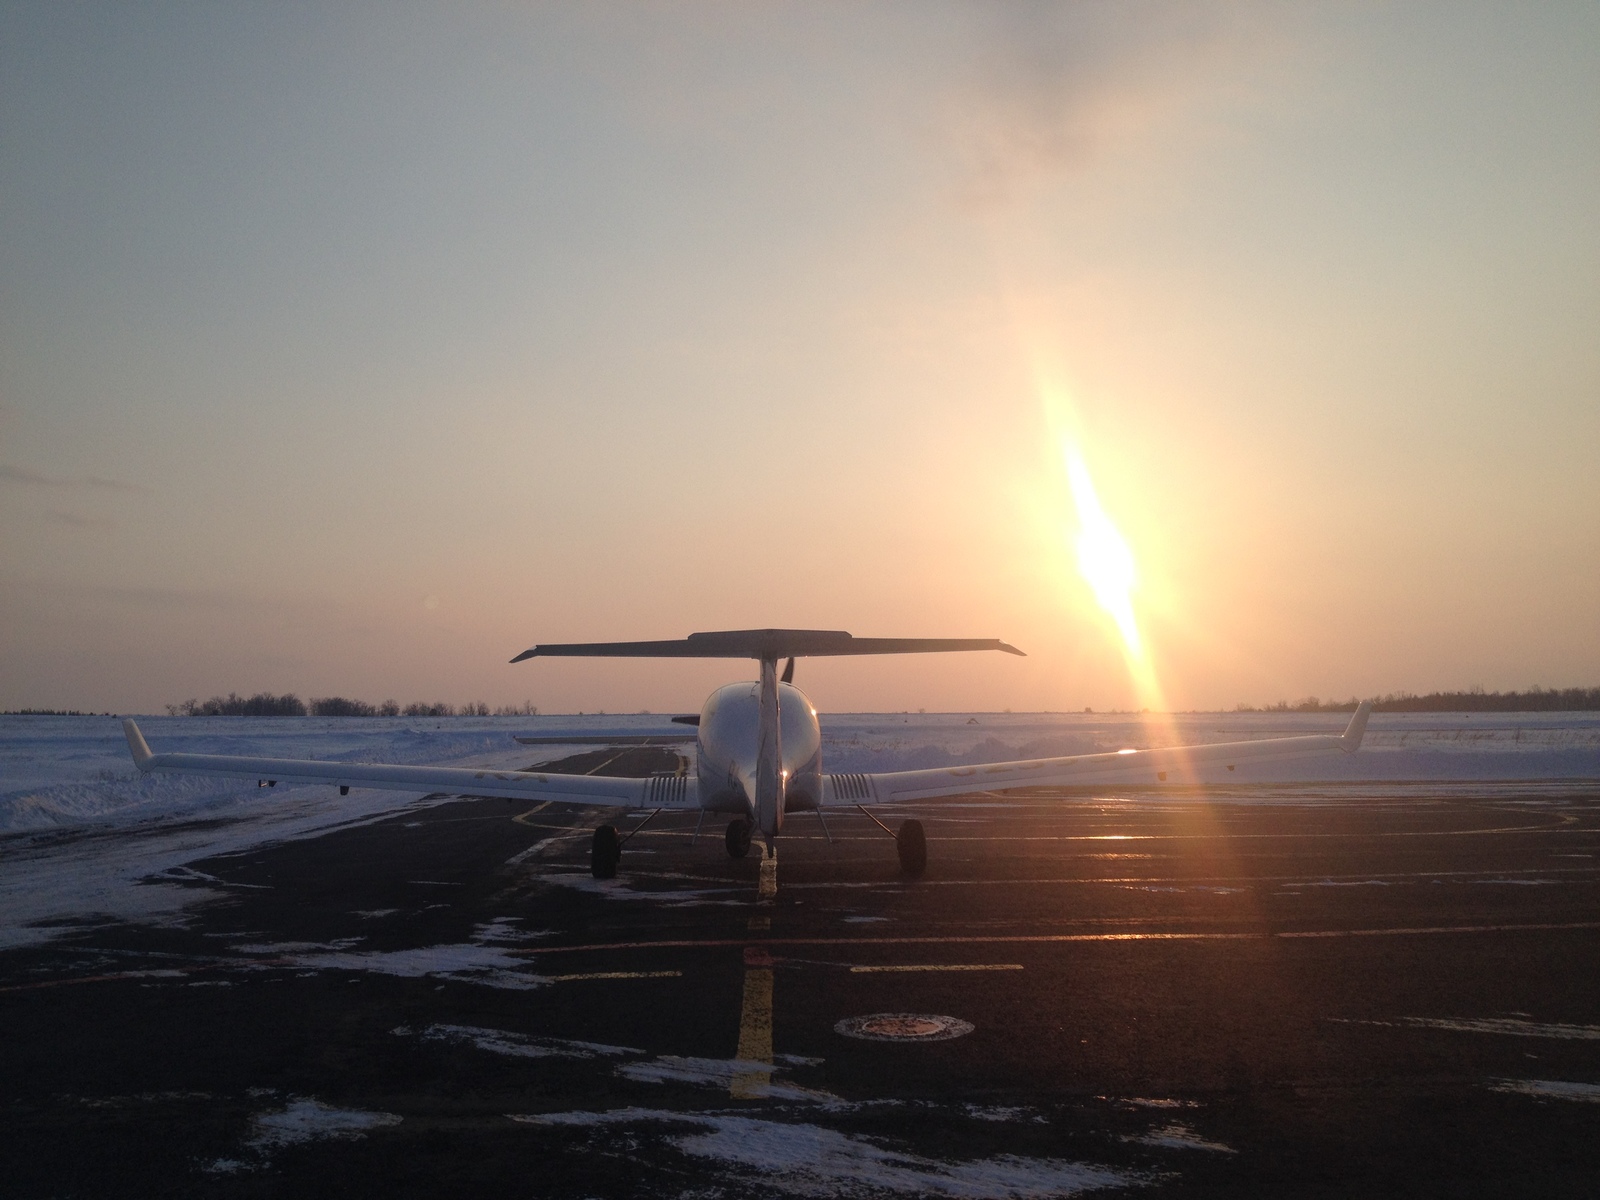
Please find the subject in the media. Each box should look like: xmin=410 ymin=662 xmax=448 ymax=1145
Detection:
xmin=511 ymin=802 xmax=552 ymax=826
xmin=546 ymin=970 xmax=682 ymax=983
xmin=757 ymin=854 xmax=778 ymax=904
xmin=848 ymin=963 xmax=1024 ymax=974
xmin=731 ymin=949 xmax=774 ymax=1099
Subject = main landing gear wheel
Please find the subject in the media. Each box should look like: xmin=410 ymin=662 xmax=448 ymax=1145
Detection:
xmin=725 ymin=817 xmax=753 ymax=859
xmin=896 ymin=819 xmax=927 ymax=878
xmin=591 ymin=824 xmax=621 ymax=879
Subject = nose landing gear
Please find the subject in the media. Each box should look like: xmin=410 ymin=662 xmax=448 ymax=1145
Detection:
xmin=725 ymin=817 xmax=753 ymax=859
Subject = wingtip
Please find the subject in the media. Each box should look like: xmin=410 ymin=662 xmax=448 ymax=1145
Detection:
xmin=509 ymin=648 xmax=536 ymax=664
xmin=1340 ymin=701 xmax=1372 ymax=752
xmin=998 ymin=642 xmax=1027 ymax=657
xmin=122 ymin=717 xmax=154 ymax=769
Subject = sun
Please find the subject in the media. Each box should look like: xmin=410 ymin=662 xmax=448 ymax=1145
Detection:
xmin=1065 ymin=446 xmax=1142 ymax=660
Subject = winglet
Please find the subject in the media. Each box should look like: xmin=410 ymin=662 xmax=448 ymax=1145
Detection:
xmin=1340 ymin=701 xmax=1372 ymax=753
xmin=123 ymin=717 xmax=154 ymax=771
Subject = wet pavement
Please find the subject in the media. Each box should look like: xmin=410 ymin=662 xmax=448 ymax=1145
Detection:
xmin=3 ymin=768 xmax=1600 ymax=1197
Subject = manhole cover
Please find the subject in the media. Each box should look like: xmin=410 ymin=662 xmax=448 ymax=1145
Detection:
xmin=834 ymin=1013 xmax=974 ymax=1042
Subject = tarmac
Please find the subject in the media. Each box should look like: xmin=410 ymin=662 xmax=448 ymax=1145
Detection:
xmin=3 ymin=750 xmax=1599 ymax=1197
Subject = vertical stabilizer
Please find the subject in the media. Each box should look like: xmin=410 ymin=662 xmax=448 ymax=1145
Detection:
xmin=754 ymin=657 xmax=784 ymax=841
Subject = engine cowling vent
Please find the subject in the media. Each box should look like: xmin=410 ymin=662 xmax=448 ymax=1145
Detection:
xmin=644 ymin=774 xmax=688 ymax=806
xmin=829 ymin=772 xmax=873 ymax=802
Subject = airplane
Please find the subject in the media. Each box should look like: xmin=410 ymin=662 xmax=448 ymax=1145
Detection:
xmin=121 ymin=628 xmax=1371 ymax=879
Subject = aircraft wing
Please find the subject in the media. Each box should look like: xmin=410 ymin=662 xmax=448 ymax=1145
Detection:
xmin=120 ymin=719 xmax=698 ymax=810
xmin=822 ymin=703 xmax=1371 ymax=805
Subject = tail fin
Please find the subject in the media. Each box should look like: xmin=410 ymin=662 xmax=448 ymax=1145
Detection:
xmin=123 ymin=718 xmax=154 ymax=770
xmin=1339 ymin=702 xmax=1372 ymax=753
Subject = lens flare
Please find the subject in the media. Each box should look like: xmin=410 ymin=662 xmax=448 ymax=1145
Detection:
xmin=1065 ymin=447 xmax=1142 ymax=660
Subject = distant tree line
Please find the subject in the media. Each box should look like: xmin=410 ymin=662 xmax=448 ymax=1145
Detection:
xmin=165 ymin=693 xmax=539 ymax=717
xmin=1236 ymin=686 xmax=1600 ymax=714
xmin=1 ymin=708 xmax=112 ymax=716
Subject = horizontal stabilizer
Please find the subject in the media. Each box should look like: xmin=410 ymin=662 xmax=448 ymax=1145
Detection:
xmin=512 ymin=628 xmax=1024 ymax=663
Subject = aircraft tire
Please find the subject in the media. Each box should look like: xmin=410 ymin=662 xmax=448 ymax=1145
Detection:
xmin=896 ymin=819 xmax=927 ymax=878
xmin=725 ymin=818 xmax=753 ymax=859
xmin=591 ymin=824 xmax=621 ymax=879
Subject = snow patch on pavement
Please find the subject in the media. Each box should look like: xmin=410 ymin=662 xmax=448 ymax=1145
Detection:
xmin=407 ymin=1023 xmax=640 ymax=1059
xmin=290 ymin=943 xmax=548 ymax=990
xmin=1489 ymin=1078 xmax=1600 ymax=1103
xmin=245 ymin=1097 xmax=403 ymax=1149
xmin=1124 ymin=1123 xmax=1235 ymax=1153
xmin=510 ymin=1108 xmax=1142 ymax=1196
xmin=617 ymin=1055 xmax=842 ymax=1104
xmin=207 ymin=1097 xmax=402 ymax=1173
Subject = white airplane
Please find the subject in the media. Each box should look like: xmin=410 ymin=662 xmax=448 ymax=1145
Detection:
xmin=122 ymin=628 xmax=1371 ymax=879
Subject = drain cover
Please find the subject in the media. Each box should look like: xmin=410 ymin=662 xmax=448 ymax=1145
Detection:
xmin=834 ymin=1013 xmax=974 ymax=1042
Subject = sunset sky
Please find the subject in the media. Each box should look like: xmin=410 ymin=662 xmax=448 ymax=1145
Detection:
xmin=3 ymin=3 xmax=1597 ymax=715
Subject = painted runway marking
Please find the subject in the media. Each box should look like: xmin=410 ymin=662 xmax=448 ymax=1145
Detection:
xmin=757 ymin=853 xmax=777 ymax=904
xmin=1334 ymin=1016 xmax=1600 ymax=1039
xmin=782 ymin=866 xmax=1600 ymax=890
xmin=510 ymin=920 xmax=1600 ymax=957
xmin=504 ymin=834 xmax=578 ymax=866
xmin=731 ymin=946 xmax=774 ymax=1099
xmin=1277 ymin=922 xmax=1600 ymax=939
xmin=1490 ymin=1078 xmax=1600 ymax=1102
xmin=837 ymin=823 xmax=1590 ymax=842
xmin=848 ymin=963 xmax=1023 ymax=974
xmin=546 ymin=970 xmax=684 ymax=983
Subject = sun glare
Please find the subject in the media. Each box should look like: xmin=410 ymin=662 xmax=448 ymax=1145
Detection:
xmin=1065 ymin=447 xmax=1142 ymax=660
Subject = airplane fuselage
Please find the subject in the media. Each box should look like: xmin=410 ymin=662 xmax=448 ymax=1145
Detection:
xmin=695 ymin=680 xmax=822 ymax=836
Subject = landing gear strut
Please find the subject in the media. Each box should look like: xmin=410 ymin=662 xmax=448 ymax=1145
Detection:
xmin=591 ymin=824 xmax=621 ymax=879
xmin=725 ymin=817 xmax=753 ymax=859
xmin=896 ymin=819 xmax=927 ymax=878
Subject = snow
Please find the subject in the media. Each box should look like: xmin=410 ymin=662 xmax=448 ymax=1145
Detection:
xmin=244 ymin=1097 xmax=403 ymax=1149
xmin=1124 ymin=1123 xmax=1236 ymax=1153
xmin=509 ymin=1108 xmax=1143 ymax=1197
xmin=404 ymin=1024 xmax=641 ymax=1059
xmin=281 ymin=943 xmax=549 ymax=990
xmin=1489 ymin=1078 xmax=1600 ymax=1103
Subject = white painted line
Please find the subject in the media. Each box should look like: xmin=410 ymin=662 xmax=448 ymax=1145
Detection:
xmin=782 ymin=866 xmax=1600 ymax=891
xmin=546 ymin=970 xmax=683 ymax=983
xmin=848 ymin=963 xmax=1024 ymax=974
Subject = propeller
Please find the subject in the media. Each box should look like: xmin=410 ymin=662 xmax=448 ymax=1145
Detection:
xmin=780 ymin=656 xmax=795 ymax=684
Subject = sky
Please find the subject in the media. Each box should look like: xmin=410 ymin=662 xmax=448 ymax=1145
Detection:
xmin=2 ymin=2 xmax=1597 ymax=716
